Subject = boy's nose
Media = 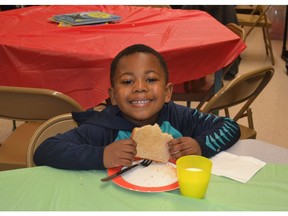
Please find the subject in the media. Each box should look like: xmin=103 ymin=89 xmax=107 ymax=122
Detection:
xmin=133 ymin=80 xmax=148 ymax=93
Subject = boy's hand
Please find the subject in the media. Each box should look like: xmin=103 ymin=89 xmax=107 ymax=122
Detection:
xmin=168 ymin=137 xmax=201 ymax=160
xmin=103 ymin=138 xmax=137 ymax=168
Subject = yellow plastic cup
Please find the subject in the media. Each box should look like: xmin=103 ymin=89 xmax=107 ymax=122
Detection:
xmin=176 ymin=155 xmax=212 ymax=199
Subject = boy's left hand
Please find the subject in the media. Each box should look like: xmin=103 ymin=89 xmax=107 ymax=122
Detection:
xmin=168 ymin=137 xmax=202 ymax=160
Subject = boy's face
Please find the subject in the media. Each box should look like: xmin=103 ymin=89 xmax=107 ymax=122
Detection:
xmin=109 ymin=52 xmax=173 ymax=126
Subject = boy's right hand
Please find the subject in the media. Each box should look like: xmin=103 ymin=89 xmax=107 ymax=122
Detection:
xmin=103 ymin=138 xmax=137 ymax=168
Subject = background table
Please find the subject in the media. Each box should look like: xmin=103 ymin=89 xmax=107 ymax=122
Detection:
xmin=0 ymin=5 xmax=246 ymax=109
xmin=0 ymin=139 xmax=287 ymax=211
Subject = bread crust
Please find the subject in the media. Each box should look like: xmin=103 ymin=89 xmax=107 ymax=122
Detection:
xmin=131 ymin=124 xmax=173 ymax=163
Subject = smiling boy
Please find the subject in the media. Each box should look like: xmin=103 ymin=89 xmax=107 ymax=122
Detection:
xmin=34 ymin=44 xmax=240 ymax=170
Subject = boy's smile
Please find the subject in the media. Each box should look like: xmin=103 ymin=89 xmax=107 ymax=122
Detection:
xmin=130 ymin=99 xmax=152 ymax=106
xmin=109 ymin=52 xmax=173 ymax=126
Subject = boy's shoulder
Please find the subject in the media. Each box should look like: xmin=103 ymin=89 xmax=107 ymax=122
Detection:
xmin=160 ymin=101 xmax=198 ymax=123
xmin=72 ymin=105 xmax=134 ymax=131
xmin=165 ymin=101 xmax=195 ymax=113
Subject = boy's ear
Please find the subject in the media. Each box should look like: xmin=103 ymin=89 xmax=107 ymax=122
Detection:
xmin=108 ymin=88 xmax=117 ymax=105
xmin=165 ymin=82 xmax=173 ymax=103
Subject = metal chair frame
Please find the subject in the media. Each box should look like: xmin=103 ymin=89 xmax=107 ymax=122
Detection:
xmin=201 ymin=66 xmax=274 ymax=139
xmin=237 ymin=5 xmax=275 ymax=65
xmin=26 ymin=113 xmax=77 ymax=167
xmin=0 ymin=86 xmax=84 ymax=170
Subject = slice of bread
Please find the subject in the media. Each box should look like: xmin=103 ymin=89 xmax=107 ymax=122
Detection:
xmin=131 ymin=124 xmax=173 ymax=163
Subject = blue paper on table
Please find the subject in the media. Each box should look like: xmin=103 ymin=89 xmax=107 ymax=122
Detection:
xmin=50 ymin=11 xmax=121 ymax=26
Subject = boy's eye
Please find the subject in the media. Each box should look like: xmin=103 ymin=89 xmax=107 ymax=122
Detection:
xmin=146 ymin=78 xmax=158 ymax=83
xmin=121 ymin=80 xmax=133 ymax=85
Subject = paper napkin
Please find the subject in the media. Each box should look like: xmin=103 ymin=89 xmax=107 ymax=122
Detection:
xmin=210 ymin=151 xmax=266 ymax=183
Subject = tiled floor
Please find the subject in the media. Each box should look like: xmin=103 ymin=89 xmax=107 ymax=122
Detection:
xmin=1 ymin=26 xmax=287 ymax=149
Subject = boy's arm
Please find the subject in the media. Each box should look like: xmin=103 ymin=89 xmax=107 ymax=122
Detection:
xmin=192 ymin=113 xmax=241 ymax=158
xmin=33 ymin=126 xmax=109 ymax=170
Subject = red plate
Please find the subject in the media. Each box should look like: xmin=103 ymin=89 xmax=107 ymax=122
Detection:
xmin=107 ymin=159 xmax=179 ymax=192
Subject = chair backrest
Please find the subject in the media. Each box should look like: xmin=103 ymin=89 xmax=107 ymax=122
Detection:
xmin=226 ymin=22 xmax=246 ymax=42
xmin=221 ymin=23 xmax=246 ymax=78
xmin=201 ymin=66 xmax=274 ymax=122
xmin=0 ymin=86 xmax=84 ymax=121
xmin=237 ymin=5 xmax=271 ymax=36
xmin=26 ymin=113 xmax=77 ymax=167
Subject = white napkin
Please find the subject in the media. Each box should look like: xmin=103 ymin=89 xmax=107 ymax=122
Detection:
xmin=210 ymin=151 xmax=266 ymax=183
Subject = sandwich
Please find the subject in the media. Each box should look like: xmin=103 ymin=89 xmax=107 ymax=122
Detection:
xmin=131 ymin=123 xmax=173 ymax=163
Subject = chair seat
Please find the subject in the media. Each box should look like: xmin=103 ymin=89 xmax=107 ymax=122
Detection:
xmin=0 ymin=122 xmax=43 ymax=170
xmin=237 ymin=13 xmax=272 ymax=27
xmin=239 ymin=124 xmax=257 ymax=140
xmin=173 ymin=77 xmax=214 ymax=93
xmin=172 ymin=76 xmax=214 ymax=105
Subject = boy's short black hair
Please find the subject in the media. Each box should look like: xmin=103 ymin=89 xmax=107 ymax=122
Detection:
xmin=110 ymin=44 xmax=169 ymax=87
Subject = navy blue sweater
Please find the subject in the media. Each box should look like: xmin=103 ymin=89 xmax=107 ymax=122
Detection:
xmin=34 ymin=101 xmax=240 ymax=170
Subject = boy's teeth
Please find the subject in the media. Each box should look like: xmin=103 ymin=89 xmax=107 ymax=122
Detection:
xmin=132 ymin=100 xmax=149 ymax=104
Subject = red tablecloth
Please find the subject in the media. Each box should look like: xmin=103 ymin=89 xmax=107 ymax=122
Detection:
xmin=0 ymin=5 xmax=246 ymax=109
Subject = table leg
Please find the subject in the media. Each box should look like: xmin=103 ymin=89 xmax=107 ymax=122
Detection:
xmin=213 ymin=69 xmax=223 ymax=94
xmin=212 ymin=69 xmax=223 ymax=115
xmin=281 ymin=5 xmax=288 ymax=74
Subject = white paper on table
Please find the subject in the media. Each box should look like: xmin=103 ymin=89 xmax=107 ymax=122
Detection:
xmin=210 ymin=151 xmax=266 ymax=183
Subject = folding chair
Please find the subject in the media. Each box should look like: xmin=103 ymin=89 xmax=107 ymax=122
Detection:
xmin=27 ymin=104 xmax=106 ymax=167
xmin=236 ymin=5 xmax=275 ymax=65
xmin=172 ymin=23 xmax=246 ymax=108
xmin=0 ymin=86 xmax=84 ymax=170
xmin=200 ymin=66 xmax=274 ymax=139
xmin=26 ymin=113 xmax=77 ymax=167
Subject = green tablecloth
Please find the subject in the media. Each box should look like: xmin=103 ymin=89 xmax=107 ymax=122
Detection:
xmin=0 ymin=164 xmax=287 ymax=211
